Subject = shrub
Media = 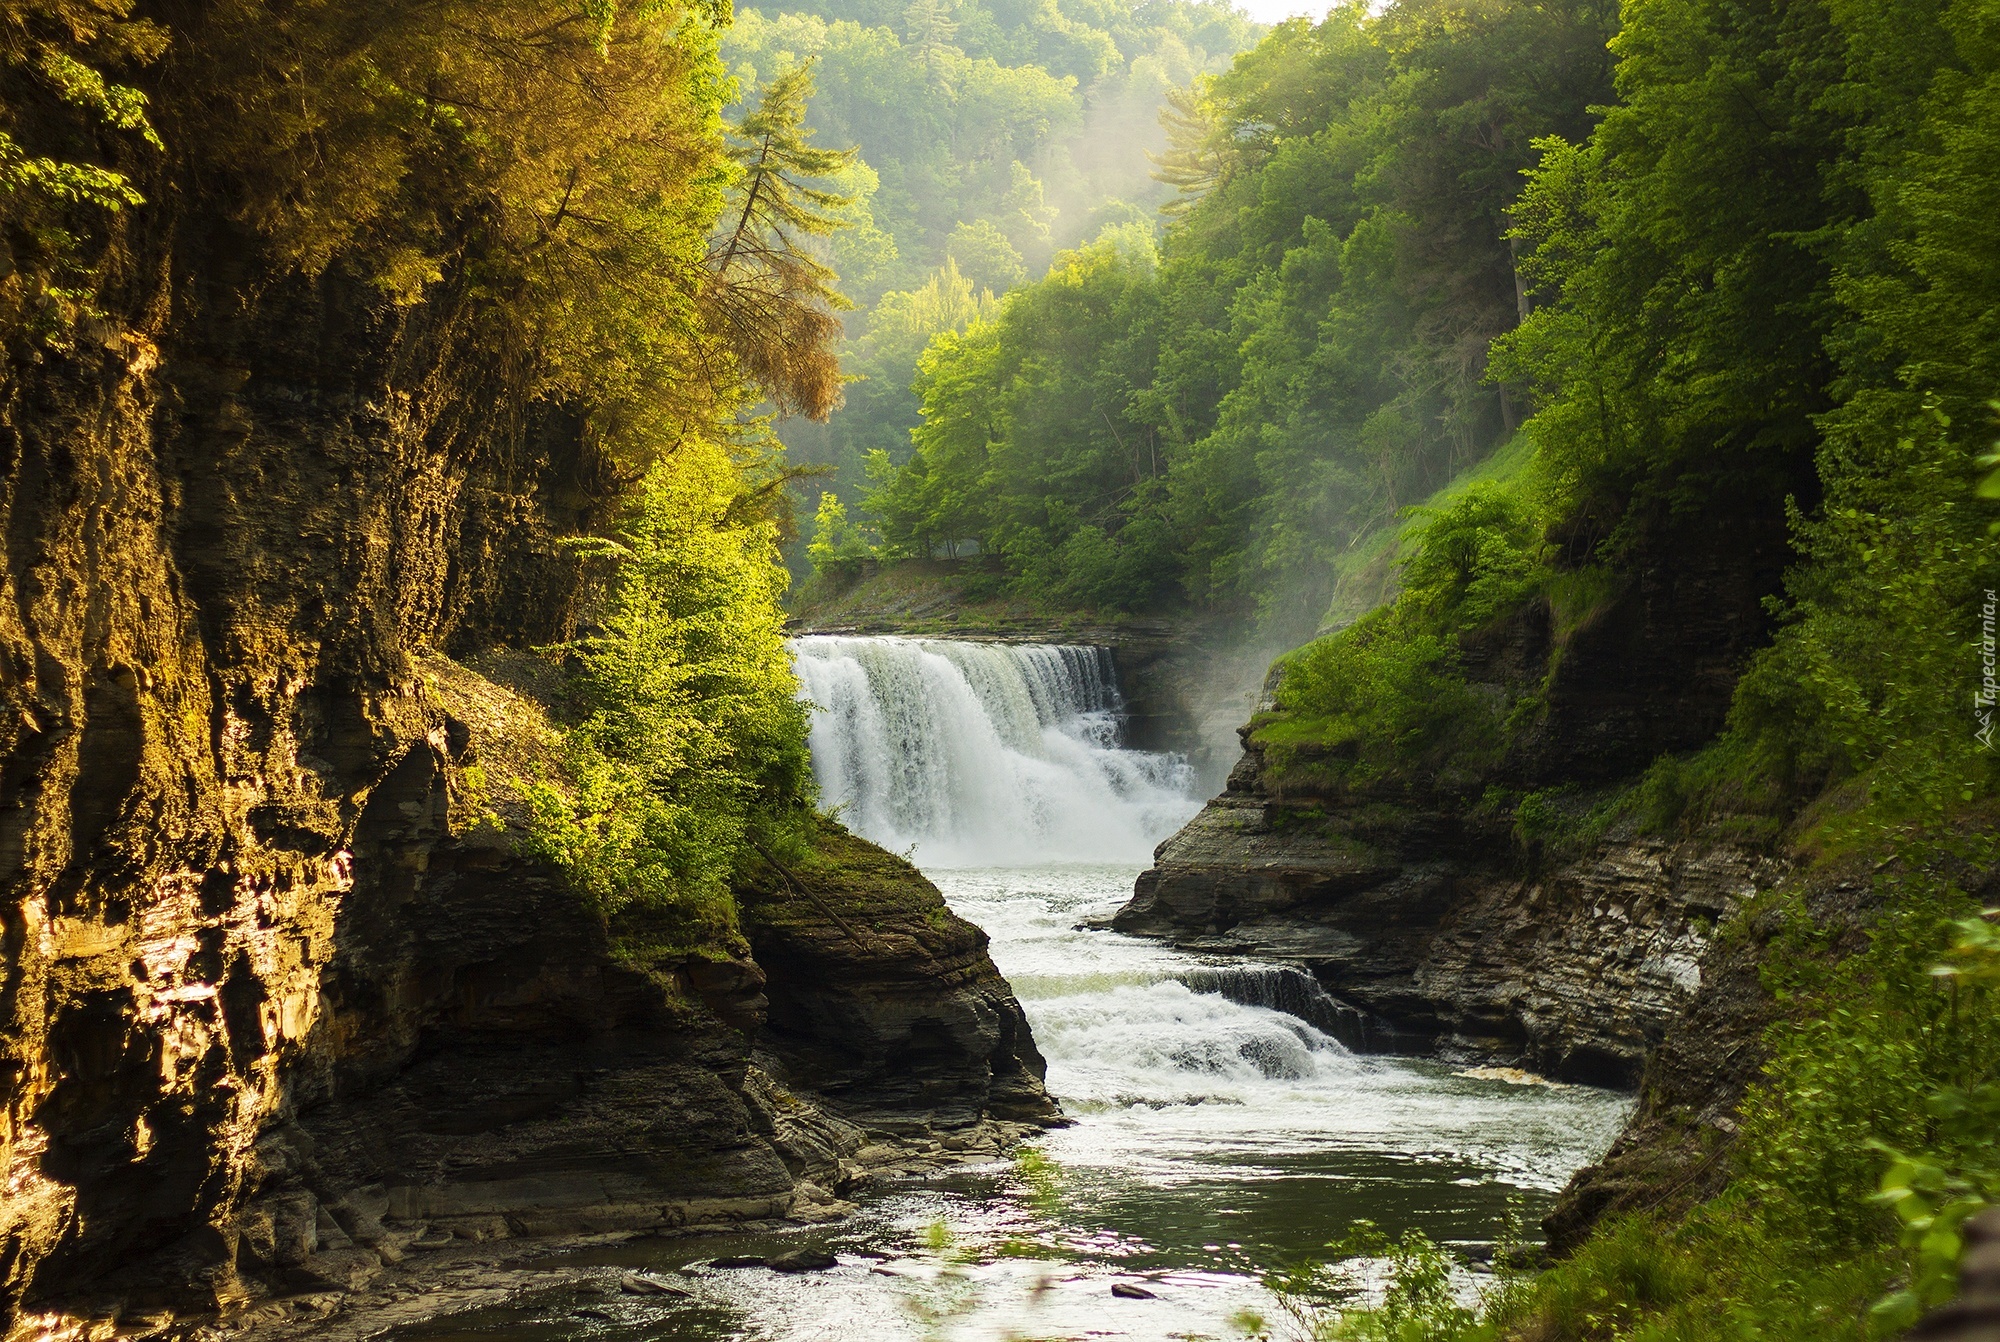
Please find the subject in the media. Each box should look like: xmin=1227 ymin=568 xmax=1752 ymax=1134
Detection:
xmin=524 ymin=441 xmax=815 ymax=957
xmin=1398 ymin=486 xmax=1545 ymax=632
xmin=806 ymin=490 xmax=875 ymax=580
xmin=1260 ymin=607 xmax=1506 ymax=794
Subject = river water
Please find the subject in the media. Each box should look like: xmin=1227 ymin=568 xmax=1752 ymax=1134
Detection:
xmin=396 ymin=637 xmax=1629 ymax=1342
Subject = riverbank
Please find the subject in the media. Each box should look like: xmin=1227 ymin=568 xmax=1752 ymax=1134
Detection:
xmin=155 ymin=1117 xmax=1048 ymax=1342
xmin=220 ymin=862 xmax=1629 ymax=1342
xmin=2 ymin=653 xmax=1060 ymax=1341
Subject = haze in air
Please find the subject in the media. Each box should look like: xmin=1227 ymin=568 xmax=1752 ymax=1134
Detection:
xmin=0 ymin=0 xmax=1994 ymax=1339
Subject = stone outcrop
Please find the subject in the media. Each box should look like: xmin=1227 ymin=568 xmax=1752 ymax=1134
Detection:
xmin=1113 ymin=740 xmax=1789 ymax=1085
xmin=1111 ymin=492 xmax=1807 ymax=1248
xmin=2 ymin=629 xmax=1056 ymax=1338
xmin=0 ymin=207 xmax=1055 ymax=1333
xmin=738 ymin=824 xmax=1062 ymax=1133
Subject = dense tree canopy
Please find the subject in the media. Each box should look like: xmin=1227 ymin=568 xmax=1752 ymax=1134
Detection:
xmin=855 ymin=0 xmax=1621 ymax=630
xmin=723 ymin=0 xmax=1261 ymax=553
xmin=0 ymin=0 xmax=842 ymax=948
xmin=839 ymin=2 xmax=1998 ymax=1333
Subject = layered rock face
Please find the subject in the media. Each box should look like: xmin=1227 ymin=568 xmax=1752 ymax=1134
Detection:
xmin=1 ymin=243 xmax=588 ymax=1326
xmin=1113 ymin=743 xmax=1789 ymax=1085
xmin=1105 ymin=496 xmax=1876 ymax=1252
xmin=0 ymin=232 xmax=1052 ymax=1332
xmin=739 ymin=825 xmax=1060 ymax=1132
xmin=1114 ymin=501 xmax=1795 ymax=1085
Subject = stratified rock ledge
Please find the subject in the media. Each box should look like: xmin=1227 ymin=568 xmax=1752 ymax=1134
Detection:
xmin=1112 ymin=744 xmax=1789 ymax=1087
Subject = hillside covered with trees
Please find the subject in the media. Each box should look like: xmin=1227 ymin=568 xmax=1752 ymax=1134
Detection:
xmin=830 ymin=0 xmax=2000 ymax=1333
xmin=3 ymin=0 xmax=1998 ymax=1336
xmin=722 ymin=0 xmax=1261 ymax=541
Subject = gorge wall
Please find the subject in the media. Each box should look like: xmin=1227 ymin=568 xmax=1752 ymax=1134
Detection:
xmin=1110 ymin=493 xmax=1854 ymax=1236
xmin=0 ymin=208 xmax=1052 ymax=1339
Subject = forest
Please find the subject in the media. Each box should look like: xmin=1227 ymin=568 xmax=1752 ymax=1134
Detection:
xmin=801 ymin=0 xmax=2000 ymax=1332
xmin=1 ymin=0 xmax=1996 ymax=1335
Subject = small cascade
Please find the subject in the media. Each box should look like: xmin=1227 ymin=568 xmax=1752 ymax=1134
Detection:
xmin=1174 ymin=965 xmax=1373 ymax=1051
xmin=1030 ymin=979 xmax=1357 ymax=1110
xmin=790 ymin=635 xmax=1198 ymax=866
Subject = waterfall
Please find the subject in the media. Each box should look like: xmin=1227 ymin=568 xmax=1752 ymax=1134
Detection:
xmin=790 ymin=635 xmax=1199 ymax=866
xmin=1173 ymin=965 xmax=1373 ymax=1051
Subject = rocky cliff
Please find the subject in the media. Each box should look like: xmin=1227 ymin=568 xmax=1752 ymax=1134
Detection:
xmin=1115 ymin=499 xmax=1795 ymax=1079
xmin=1110 ymin=497 xmax=1821 ymax=1248
xmin=1112 ymin=737 xmax=1789 ymax=1086
xmin=0 ymin=239 xmax=1053 ymax=1336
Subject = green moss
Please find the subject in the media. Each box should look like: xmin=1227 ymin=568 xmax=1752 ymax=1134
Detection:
xmin=735 ymin=815 xmax=963 ymax=940
xmin=1543 ymin=564 xmax=1623 ymax=645
xmin=1510 ymin=784 xmax=1626 ymax=858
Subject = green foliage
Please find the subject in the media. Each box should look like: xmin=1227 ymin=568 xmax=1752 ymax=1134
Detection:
xmin=1397 ymin=487 xmax=1544 ymax=631
xmin=1498 ymin=0 xmax=2000 ymax=823
xmin=710 ymin=58 xmax=860 ymax=420
xmin=0 ymin=2 xmax=861 ymax=958
xmin=1317 ymin=1226 xmax=1482 ymax=1342
xmin=1263 ymin=1207 xmax=1551 ymax=1342
xmin=1734 ymin=884 xmax=2000 ymax=1333
xmin=1622 ymin=741 xmax=1786 ymax=844
xmin=1508 ymin=785 xmax=1626 ymax=858
xmin=1242 ymin=0 xmax=2000 ymax=1323
xmin=1250 ymin=476 xmax=1550 ymax=795
xmin=0 ymin=0 xmax=169 ymax=335
xmin=1870 ymin=912 xmax=2000 ymax=1325
xmin=946 ymin=217 xmax=1026 ymax=291
xmin=1257 ymin=606 xmax=1504 ymax=796
xmin=863 ymin=225 xmax=1173 ymax=606
xmin=858 ymin=0 xmax=1618 ymax=627
xmin=729 ymin=0 xmax=1258 ymax=556
xmin=1266 ymin=861 xmax=2000 ymax=1342
xmin=727 ymin=0 xmax=1253 ymax=292
xmin=805 ymin=489 xmax=876 ymax=577
xmin=524 ymin=441 xmax=815 ymax=955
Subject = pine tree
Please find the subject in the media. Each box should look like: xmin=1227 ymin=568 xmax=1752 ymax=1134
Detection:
xmin=708 ymin=60 xmax=859 ymax=421
xmin=903 ymin=0 xmax=959 ymax=88
xmin=1149 ymin=82 xmax=1221 ymax=216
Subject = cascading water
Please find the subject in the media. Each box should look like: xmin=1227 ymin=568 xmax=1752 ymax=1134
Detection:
xmin=387 ymin=638 xmax=1630 ymax=1342
xmin=791 ymin=635 xmax=1198 ymax=866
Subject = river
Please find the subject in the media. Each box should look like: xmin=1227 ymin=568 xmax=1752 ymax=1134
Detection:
xmin=395 ymin=636 xmax=1628 ymax=1342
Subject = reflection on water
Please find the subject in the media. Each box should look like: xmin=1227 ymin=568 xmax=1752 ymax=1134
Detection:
xmin=389 ymin=866 xmax=1630 ymax=1342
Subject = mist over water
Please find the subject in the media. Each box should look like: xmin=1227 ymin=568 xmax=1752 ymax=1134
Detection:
xmin=790 ymin=635 xmax=1199 ymax=866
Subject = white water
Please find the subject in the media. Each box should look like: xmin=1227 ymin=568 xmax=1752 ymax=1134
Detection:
xmin=402 ymin=863 xmax=1629 ymax=1342
xmin=390 ymin=639 xmax=1629 ymax=1342
xmin=953 ymin=866 xmax=1629 ymax=1193
xmin=790 ymin=635 xmax=1199 ymax=866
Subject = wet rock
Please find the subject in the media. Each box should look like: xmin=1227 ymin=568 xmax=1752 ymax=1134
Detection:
xmin=708 ymin=1256 xmax=771 ymax=1269
xmin=737 ymin=823 xmax=1065 ymax=1131
xmin=1112 ymin=1283 xmax=1158 ymax=1299
xmin=1115 ymin=745 xmax=1784 ymax=1086
xmin=292 ymin=1248 xmax=384 ymax=1293
xmin=0 ymin=170 xmax=1061 ymax=1333
xmin=769 ymin=1249 xmax=840 ymax=1273
xmin=619 ymin=1274 xmax=691 ymax=1297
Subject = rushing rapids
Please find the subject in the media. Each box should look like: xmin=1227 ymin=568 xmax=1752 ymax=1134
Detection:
xmin=790 ymin=635 xmax=1197 ymax=865
xmin=385 ymin=638 xmax=1628 ymax=1342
